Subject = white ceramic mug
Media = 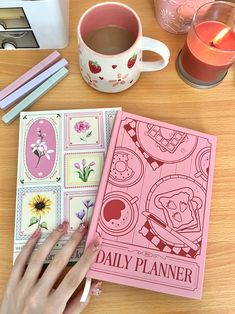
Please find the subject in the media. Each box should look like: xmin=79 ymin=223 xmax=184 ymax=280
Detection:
xmin=77 ymin=2 xmax=170 ymax=93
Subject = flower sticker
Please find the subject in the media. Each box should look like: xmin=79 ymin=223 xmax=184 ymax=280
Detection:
xmin=82 ymin=199 xmax=94 ymax=210
xmin=76 ymin=209 xmax=86 ymax=221
xmin=109 ymin=73 xmax=128 ymax=87
xmin=74 ymin=159 xmax=95 ymax=182
xmin=74 ymin=120 xmax=92 ymax=142
xmin=30 ymin=128 xmax=54 ymax=168
xmin=75 ymin=199 xmax=94 ymax=222
xmin=28 ymin=194 xmax=52 ymax=230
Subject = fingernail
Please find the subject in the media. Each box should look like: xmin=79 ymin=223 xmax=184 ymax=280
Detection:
xmin=57 ymin=221 xmax=69 ymax=233
xmin=91 ymin=237 xmax=102 ymax=251
xmin=32 ymin=228 xmax=41 ymax=239
xmin=90 ymin=282 xmax=102 ymax=296
xmin=77 ymin=221 xmax=89 ymax=232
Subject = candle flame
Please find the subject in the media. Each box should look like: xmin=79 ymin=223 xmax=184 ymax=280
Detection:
xmin=212 ymin=27 xmax=230 ymax=45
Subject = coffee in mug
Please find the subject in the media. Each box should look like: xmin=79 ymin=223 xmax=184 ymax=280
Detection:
xmin=84 ymin=25 xmax=136 ymax=55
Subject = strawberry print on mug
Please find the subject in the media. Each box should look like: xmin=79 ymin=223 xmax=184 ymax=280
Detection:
xmin=89 ymin=60 xmax=102 ymax=74
xmin=127 ymin=53 xmax=137 ymax=68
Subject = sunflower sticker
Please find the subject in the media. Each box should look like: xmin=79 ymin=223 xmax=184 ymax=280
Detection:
xmin=28 ymin=194 xmax=52 ymax=230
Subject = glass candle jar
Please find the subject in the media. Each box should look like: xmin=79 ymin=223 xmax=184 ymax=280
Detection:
xmin=176 ymin=1 xmax=235 ymax=88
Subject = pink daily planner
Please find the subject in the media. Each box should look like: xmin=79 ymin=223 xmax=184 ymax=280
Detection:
xmin=86 ymin=111 xmax=217 ymax=299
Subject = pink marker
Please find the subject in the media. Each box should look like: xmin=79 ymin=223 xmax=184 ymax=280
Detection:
xmin=0 ymin=58 xmax=68 ymax=110
xmin=0 ymin=51 xmax=61 ymax=101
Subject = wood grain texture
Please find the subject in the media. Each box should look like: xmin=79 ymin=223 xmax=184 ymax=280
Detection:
xmin=0 ymin=1 xmax=235 ymax=313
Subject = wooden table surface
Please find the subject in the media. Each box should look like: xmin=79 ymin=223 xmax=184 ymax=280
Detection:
xmin=0 ymin=1 xmax=235 ymax=313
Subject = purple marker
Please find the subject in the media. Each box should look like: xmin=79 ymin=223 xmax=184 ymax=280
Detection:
xmin=0 ymin=58 xmax=68 ymax=110
xmin=0 ymin=51 xmax=61 ymax=101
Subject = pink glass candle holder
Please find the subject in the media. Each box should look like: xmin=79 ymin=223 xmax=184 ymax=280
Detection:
xmin=176 ymin=1 xmax=235 ymax=88
xmin=154 ymin=0 xmax=214 ymax=34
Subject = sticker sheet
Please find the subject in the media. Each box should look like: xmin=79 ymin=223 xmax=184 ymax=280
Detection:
xmin=86 ymin=111 xmax=217 ymax=299
xmin=13 ymin=107 xmax=120 ymax=263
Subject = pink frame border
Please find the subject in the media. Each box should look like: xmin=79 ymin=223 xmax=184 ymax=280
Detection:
xmin=64 ymin=190 xmax=97 ymax=232
xmin=64 ymin=151 xmax=105 ymax=189
xmin=64 ymin=112 xmax=104 ymax=150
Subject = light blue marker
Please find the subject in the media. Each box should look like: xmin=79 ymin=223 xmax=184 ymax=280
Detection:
xmin=2 ymin=67 xmax=69 ymax=124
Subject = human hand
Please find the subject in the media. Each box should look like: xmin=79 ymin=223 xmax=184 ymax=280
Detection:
xmin=0 ymin=222 xmax=102 ymax=314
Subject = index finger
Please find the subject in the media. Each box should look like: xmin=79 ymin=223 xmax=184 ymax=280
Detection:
xmin=7 ymin=228 xmax=41 ymax=287
xmin=50 ymin=237 xmax=102 ymax=308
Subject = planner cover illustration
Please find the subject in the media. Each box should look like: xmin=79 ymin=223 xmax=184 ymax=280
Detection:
xmin=86 ymin=111 xmax=216 ymax=299
xmin=13 ymin=107 xmax=120 ymax=263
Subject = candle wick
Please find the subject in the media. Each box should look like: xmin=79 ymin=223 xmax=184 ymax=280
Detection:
xmin=210 ymin=41 xmax=216 ymax=48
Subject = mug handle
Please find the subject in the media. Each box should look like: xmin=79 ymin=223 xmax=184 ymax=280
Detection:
xmin=140 ymin=36 xmax=170 ymax=72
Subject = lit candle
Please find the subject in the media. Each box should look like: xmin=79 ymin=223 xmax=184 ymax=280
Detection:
xmin=177 ymin=2 xmax=235 ymax=88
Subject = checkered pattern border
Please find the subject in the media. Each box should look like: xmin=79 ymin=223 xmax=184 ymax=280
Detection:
xmin=139 ymin=220 xmax=201 ymax=259
xmin=124 ymin=120 xmax=164 ymax=170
